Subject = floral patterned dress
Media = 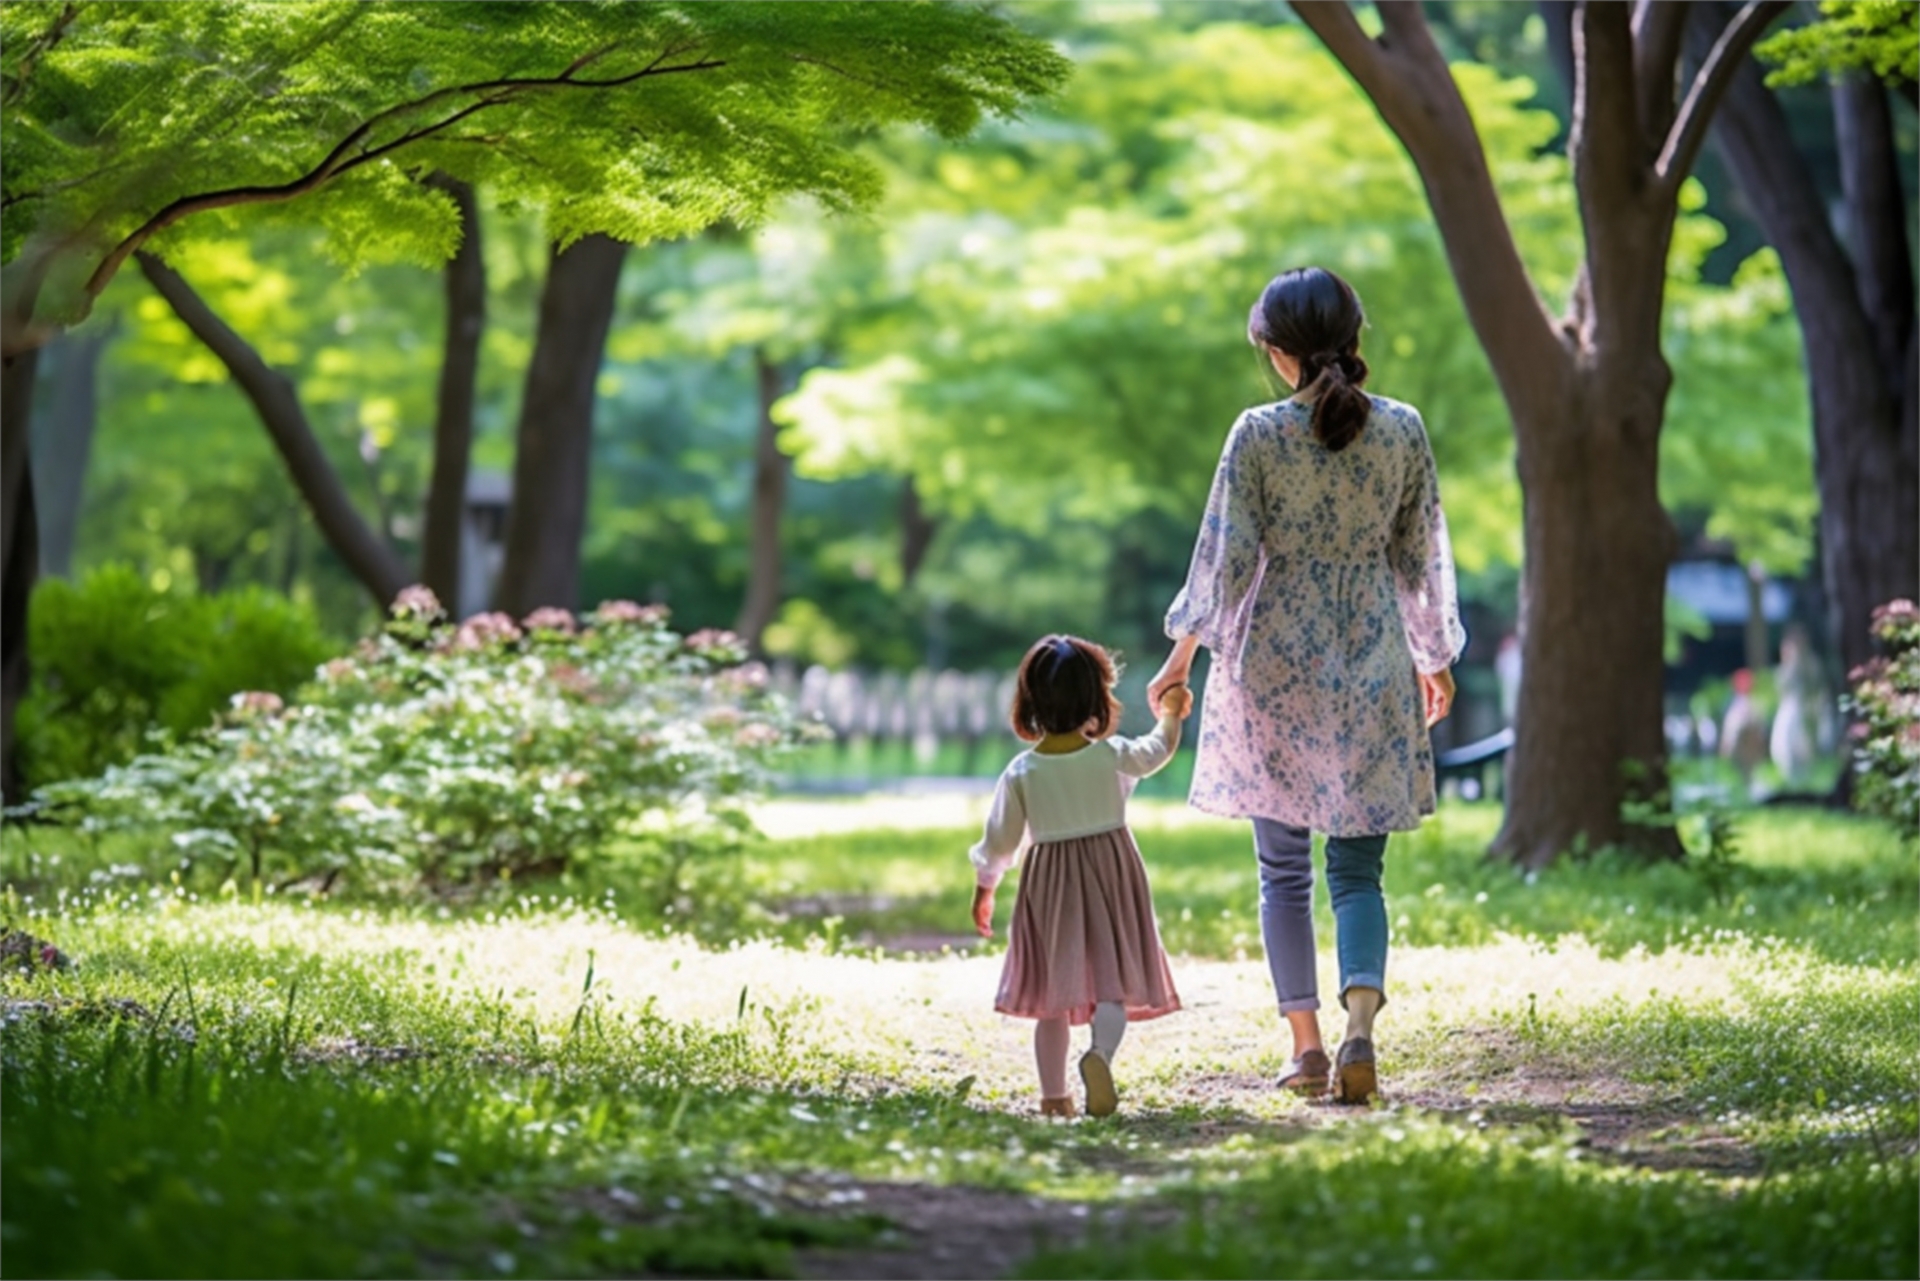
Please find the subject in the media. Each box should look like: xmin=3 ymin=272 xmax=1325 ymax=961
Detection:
xmin=1165 ymin=395 xmax=1466 ymax=835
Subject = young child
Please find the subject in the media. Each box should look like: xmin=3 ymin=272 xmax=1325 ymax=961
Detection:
xmin=969 ymin=634 xmax=1191 ymax=1118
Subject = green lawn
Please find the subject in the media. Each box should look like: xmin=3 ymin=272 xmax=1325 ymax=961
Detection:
xmin=2 ymin=803 xmax=1914 ymax=1279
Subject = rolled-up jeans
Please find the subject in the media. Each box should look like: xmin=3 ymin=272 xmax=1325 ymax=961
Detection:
xmin=1252 ymin=818 xmax=1388 ymax=1013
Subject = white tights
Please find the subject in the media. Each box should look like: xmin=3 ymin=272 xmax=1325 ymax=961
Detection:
xmin=1034 ymin=1002 xmax=1128 ymax=1097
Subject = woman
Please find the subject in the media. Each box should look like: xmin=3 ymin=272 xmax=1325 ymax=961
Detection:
xmin=1147 ymin=266 xmax=1465 ymax=1104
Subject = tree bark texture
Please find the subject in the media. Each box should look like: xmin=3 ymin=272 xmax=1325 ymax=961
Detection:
xmin=2 ymin=347 xmax=43 ymax=803
xmin=1698 ymin=15 xmax=1919 ymax=683
xmin=29 ymin=324 xmax=113 ymax=579
xmin=420 ymin=175 xmax=486 ymax=613
xmin=493 ymin=234 xmax=627 ymax=618
xmin=734 ymin=350 xmax=789 ymax=651
xmin=1293 ymin=0 xmax=1786 ymax=866
xmin=137 ymin=252 xmax=411 ymax=609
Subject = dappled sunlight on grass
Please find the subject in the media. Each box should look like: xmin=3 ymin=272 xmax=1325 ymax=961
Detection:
xmin=4 ymin=802 xmax=1915 ymax=1279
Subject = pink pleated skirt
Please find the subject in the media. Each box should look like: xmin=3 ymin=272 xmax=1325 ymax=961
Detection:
xmin=995 ymin=825 xmax=1182 ymax=1026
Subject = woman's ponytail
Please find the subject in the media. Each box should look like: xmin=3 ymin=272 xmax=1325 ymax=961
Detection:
xmin=1298 ymin=348 xmax=1370 ymax=453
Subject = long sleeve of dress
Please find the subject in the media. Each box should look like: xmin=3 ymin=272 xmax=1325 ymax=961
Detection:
xmin=1110 ymin=721 xmax=1179 ymax=779
xmin=1165 ymin=413 xmax=1268 ymax=651
xmin=1388 ymin=411 xmax=1467 ymax=675
xmin=968 ymin=769 xmax=1028 ymax=889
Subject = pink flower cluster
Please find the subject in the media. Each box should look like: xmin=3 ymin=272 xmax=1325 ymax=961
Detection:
xmin=733 ymin=723 xmax=783 ymax=749
xmin=392 ymin=585 xmax=444 ymax=618
xmin=523 ymin=606 xmax=577 ymax=635
xmin=716 ymin=661 xmax=770 ymax=693
xmin=230 ymin=691 xmax=286 ymax=716
xmin=686 ymin=628 xmax=745 ymax=655
xmin=450 ymin=612 xmax=524 ymax=650
xmin=594 ymin=599 xmax=670 ymax=627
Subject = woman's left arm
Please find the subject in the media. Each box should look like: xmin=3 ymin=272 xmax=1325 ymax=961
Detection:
xmin=1389 ymin=410 xmax=1468 ymax=678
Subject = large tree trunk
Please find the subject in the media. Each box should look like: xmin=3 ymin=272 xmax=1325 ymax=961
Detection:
xmin=28 ymin=326 xmax=113 ymax=579
xmin=1499 ymin=367 xmax=1682 ymax=866
xmin=137 ymin=252 xmax=411 ymax=608
xmin=493 ymin=234 xmax=627 ymax=617
xmin=1699 ymin=27 xmax=1919 ymax=684
xmin=420 ymin=176 xmax=486 ymax=613
xmin=734 ymin=350 xmax=789 ymax=650
xmin=2 ymin=348 xmax=43 ymax=803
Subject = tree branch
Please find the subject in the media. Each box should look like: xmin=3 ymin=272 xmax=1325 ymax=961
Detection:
xmin=83 ymin=55 xmax=727 ymax=302
xmin=1631 ymin=0 xmax=1690 ymax=142
xmin=1291 ymin=0 xmax=1567 ymax=417
xmin=1574 ymin=0 xmax=1645 ymax=189
xmin=135 ymin=251 xmax=411 ymax=606
xmin=1658 ymin=0 xmax=1792 ymax=189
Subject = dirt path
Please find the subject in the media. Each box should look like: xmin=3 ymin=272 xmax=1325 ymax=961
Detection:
xmin=123 ymin=901 xmax=1780 ymax=1279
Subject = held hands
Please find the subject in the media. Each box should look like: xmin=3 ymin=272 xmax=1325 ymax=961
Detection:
xmin=1419 ymin=667 xmax=1456 ymax=726
xmin=1159 ymin=683 xmax=1194 ymax=720
xmin=971 ymin=885 xmax=996 ymax=938
xmin=1147 ymin=661 xmax=1191 ymax=715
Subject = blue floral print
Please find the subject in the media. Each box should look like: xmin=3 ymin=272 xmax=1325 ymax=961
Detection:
xmin=1166 ymin=395 xmax=1466 ymax=836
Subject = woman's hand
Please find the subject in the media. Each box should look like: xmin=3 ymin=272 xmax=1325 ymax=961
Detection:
xmin=1419 ymin=667 xmax=1456 ymax=726
xmin=1148 ymin=637 xmax=1200 ymax=714
xmin=971 ymin=886 xmax=996 ymax=938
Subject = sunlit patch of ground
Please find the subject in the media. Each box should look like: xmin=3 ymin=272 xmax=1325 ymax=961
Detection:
xmin=136 ymin=901 xmax=1773 ymax=1120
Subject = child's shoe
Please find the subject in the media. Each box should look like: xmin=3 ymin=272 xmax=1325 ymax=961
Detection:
xmin=1079 ymin=1050 xmax=1118 ymax=1117
xmin=1039 ymin=1095 xmax=1078 ymax=1119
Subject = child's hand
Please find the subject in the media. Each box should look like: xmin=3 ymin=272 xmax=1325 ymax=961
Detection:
xmin=971 ymin=886 xmax=996 ymax=938
xmin=1160 ymin=683 xmax=1194 ymax=719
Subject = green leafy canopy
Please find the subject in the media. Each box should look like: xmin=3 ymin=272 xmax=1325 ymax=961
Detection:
xmin=0 ymin=1 xmax=1070 ymax=330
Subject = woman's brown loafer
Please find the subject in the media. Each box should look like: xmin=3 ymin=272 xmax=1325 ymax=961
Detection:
xmin=1334 ymin=1037 xmax=1378 ymax=1105
xmin=1278 ymin=1049 xmax=1332 ymax=1096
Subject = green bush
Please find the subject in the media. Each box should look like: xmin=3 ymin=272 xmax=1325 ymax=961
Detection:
xmin=1845 ymin=598 xmax=1920 ymax=832
xmin=14 ymin=565 xmax=335 ymax=788
xmin=33 ymin=589 xmax=819 ymax=892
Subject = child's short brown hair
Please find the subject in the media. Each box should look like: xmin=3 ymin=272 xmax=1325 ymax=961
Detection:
xmin=1010 ymin=634 xmax=1121 ymax=742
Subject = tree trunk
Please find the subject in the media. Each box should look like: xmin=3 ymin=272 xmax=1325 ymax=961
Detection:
xmin=734 ymin=350 xmax=789 ymax=651
xmin=1699 ymin=27 xmax=1919 ymax=684
xmin=137 ymin=252 xmax=411 ymax=609
xmin=2 ymin=348 xmax=43 ymax=803
xmin=900 ymin=476 xmax=938 ymax=586
xmin=421 ymin=175 xmax=486 ymax=613
xmin=493 ymin=234 xmax=627 ymax=618
xmin=1494 ymin=365 xmax=1684 ymax=868
xmin=29 ymin=325 xmax=114 ymax=579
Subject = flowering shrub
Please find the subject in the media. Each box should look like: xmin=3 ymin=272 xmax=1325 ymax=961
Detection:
xmin=1844 ymin=599 xmax=1920 ymax=833
xmin=33 ymin=589 xmax=819 ymax=892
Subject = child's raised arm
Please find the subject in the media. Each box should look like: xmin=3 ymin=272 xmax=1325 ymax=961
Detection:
xmin=1112 ymin=682 xmax=1193 ymax=778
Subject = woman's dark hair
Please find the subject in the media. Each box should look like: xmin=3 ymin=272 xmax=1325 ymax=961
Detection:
xmin=1010 ymin=634 xmax=1121 ymax=742
xmin=1247 ymin=267 xmax=1371 ymax=452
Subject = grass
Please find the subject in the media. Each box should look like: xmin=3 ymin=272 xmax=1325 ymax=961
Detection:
xmin=3 ymin=801 xmax=1915 ymax=1279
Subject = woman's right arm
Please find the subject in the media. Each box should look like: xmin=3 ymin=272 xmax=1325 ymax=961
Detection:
xmin=1158 ymin=414 xmax=1269 ymax=702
